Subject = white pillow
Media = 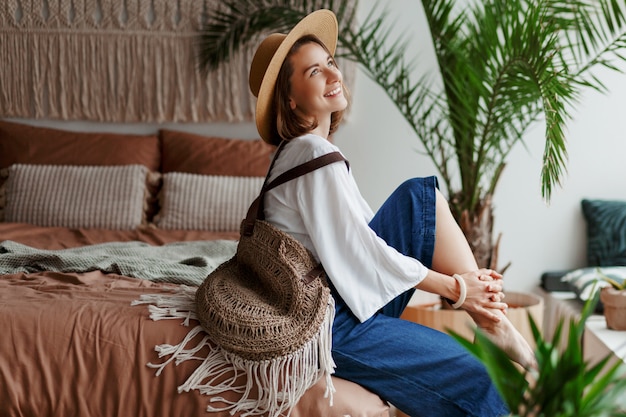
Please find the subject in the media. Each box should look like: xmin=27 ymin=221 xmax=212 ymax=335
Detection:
xmin=4 ymin=164 xmax=148 ymax=229
xmin=561 ymin=266 xmax=626 ymax=300
xmin=155 ymin=173 xmax=264 ymax=231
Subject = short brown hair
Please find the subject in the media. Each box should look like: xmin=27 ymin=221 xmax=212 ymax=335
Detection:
xmin=270 ymin=35 xmax=349 ymax=145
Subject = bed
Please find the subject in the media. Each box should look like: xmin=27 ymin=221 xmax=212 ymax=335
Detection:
xmin=0 ymin=120 xmax=391 ymax=417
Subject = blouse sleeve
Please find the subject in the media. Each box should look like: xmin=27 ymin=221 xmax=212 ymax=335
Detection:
xmin=288 ymin=147 xmax=429 ymax=322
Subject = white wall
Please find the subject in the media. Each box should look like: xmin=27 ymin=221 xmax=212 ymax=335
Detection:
xmin=12 ymin=0 xmax=626 ymax=294
xmin=339 ymin=0 xmax=626 ymax=294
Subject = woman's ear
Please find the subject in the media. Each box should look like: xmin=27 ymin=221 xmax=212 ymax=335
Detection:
xmin=289 ymin=98 xmax=296 ymax=110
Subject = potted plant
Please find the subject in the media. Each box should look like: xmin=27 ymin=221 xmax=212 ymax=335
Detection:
xmin=196 ymin=0 xmax=626 ymax=271
xmin=598 ymin=270 xmax=626 ymax=330
xmin=452 ymin=292 xmax=626 ymax=416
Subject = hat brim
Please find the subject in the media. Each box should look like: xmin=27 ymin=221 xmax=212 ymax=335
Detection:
xmin=254 ymin=9 xmax=338 ymax=143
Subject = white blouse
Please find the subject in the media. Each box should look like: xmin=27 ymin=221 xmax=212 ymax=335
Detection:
xmin=264 ymin=134 xmax=428 ymax=322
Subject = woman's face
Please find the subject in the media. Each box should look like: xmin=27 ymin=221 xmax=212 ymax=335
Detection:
xmin=287 ymin=42 xmax=348 ymax=126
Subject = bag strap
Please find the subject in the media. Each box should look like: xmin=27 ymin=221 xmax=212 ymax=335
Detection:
xmin=263 ymin=151 xmax=348 ymax=193
xmin=242 ymin=144 xmax=349 ymax=236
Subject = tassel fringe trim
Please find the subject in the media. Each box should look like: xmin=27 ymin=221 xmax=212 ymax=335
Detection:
xmin=133 ymin=287 xmax=336 ymax=417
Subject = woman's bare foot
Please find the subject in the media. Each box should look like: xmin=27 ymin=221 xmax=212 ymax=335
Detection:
xmin=469 ymin=309 xmax=537 ymax=371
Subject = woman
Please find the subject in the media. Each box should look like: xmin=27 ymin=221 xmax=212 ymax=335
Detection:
xmin=249 ymin=9 xmax=533 ymax=417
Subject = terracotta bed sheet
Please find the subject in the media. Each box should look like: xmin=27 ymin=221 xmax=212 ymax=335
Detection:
xmin=0 ymin=222 xmax=241 ymax=249
xmin=0 ymin=223 xmax=390 ymax=417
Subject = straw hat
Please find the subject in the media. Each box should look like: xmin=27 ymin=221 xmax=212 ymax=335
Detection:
xmin=249 ymin=9 xmax=338 ymax=143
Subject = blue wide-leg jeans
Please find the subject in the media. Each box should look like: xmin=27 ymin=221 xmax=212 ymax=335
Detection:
xmin=329 ymin=177 xmax=509 ymax=417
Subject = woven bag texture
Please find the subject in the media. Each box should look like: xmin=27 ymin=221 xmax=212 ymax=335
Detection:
xmin=196 ymin=219 xmax=330 ymax=361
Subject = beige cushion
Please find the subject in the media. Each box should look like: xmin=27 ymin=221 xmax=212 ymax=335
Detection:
xmin=4 ymin=164 xmax=148 ymax=229
xmin=155 ymin=173 xmax=264 ymax=231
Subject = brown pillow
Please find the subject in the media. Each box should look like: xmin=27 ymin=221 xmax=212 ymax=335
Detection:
xmin=0 ymin=120 xmax=161 ymax=171
xmin=159 ymin=129 xmax=274 ymax=176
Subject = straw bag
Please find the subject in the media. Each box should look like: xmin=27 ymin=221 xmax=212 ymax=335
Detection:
xmin=195 ymin=143 xmax=348 ymax=416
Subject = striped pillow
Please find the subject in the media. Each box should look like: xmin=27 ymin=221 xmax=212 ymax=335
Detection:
xmin=4 ymin=164 xmax=148 ymax=229
xmin=155 ymin=173 xmax=264 ymax=231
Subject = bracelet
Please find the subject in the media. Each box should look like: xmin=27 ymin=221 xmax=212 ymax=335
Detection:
xmin=451 ymin=274 xmax=467 ymax=309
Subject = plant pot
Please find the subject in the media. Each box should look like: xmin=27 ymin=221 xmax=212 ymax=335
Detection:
xmin=600 ymin=287 xmax=626 ymax=330
xmin=400 ymin=291 xmax=544 ymax=347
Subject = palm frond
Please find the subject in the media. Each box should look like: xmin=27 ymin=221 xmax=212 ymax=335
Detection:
xmin=453 ymin=292 xmax=626 ymax=416
xmin=197 ymin=0 xmax=355 ymax=73
xmin=196 ymin=0 xmax=626 ymax=209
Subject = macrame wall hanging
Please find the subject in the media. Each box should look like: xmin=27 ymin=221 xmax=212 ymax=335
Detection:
xmin=0 ymin=0 xmax=256 ymax=123
xmin=0 ymin=1 xmax=355 ymax=124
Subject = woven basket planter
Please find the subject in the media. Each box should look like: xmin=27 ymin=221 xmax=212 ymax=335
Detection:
xmin=600 ymin=287 xmax=626 ymax=330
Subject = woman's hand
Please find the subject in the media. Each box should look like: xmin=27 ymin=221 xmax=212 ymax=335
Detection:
xmin=456 ymin=269 xmax=507 ymax=323
xmin=416 ymin=268 xmax=507 ymax=323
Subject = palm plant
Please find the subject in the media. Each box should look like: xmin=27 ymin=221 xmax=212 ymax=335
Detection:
xmin=197 ymin=0 xmax=626 ymax=269
xmin=452 ymin=291 xmax=626 ymax=416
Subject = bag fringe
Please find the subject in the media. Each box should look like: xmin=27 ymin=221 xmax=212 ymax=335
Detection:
xmin=133 ymin=287 xmax=336 ymax=417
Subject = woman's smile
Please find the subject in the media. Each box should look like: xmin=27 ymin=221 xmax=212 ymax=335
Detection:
xmin=287 ymin=42 xmax=348 ymax=134
xmin=324 ymin=86 xmax=342 ymax=97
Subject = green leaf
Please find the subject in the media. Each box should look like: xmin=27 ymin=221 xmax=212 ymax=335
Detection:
xmin=453 ymin=294 xmax=626 ymax=416
xmin=450 ymin=329 xmax=529 ymax=412
xmin=198 ymin=1 xmax=626 ymax=413
xmin=198 ymin=0 xmax=626 ymax=209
